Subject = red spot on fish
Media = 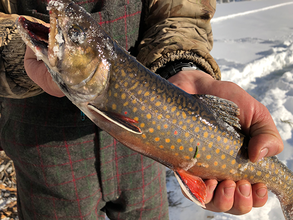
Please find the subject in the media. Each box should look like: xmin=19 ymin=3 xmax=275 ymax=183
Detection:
xmin=197 ymin=142 xmax=200 ymax=146
xmin=174 ymin=131 xmax=178 ymax=135
xmin=124 ymin=111 xmax=128 ymax=115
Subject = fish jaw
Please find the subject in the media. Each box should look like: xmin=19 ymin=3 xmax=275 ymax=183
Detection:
xmin=47 ymin=0 xmax=113 ymax=92
xmin=16 ymin=0 xmax=113 ymax=104
xmin=16 ymin=17 xmax=49 ymax=63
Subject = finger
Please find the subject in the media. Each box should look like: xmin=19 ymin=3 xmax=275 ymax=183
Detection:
xmin=227 ymin=180 xmax=252 ymax=215
xmin=251 ymin=183 xmax=268 ymax=207
xmin=205 ymin=180 xmax=236 ymax=212
xmin=245 ymin=104 xmax=283 ymax=162
xmin=204 ymin=179 xmax=218 ymax=204
xmin=24 ymin=46 xmax=64 ymax=97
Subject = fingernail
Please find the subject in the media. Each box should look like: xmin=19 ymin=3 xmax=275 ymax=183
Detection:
xmin=257 ymin=148 xmax=268 ymax=162
xmin=224 ymin=187 xmax=235 ymax=198
xmin=208 ymin=184 xmax=217 ymax=194
xmin=239 ymin=184 xmax=251 ymax=197
xmin=256 ymin=187 xmax=267 ymax=198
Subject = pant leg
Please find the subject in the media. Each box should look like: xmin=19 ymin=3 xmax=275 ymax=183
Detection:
xmin=0 ymin=95 xmax=106 ymax=219
xmin=0 ymin=94 xmax=170 ymax=220
xmin=97 ymin=130 xmax=169 ymax=220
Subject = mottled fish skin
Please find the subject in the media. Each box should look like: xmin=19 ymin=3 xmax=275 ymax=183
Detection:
xmin=16 ymin=0 xmax=293 ymax=219
xmin=90 ymin=46 xmax=293 ymax=213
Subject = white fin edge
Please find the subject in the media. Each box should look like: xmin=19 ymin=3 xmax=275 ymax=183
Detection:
xmin=87 ymin=105 xmax=142 ymax=134
xmin=174 ymin=171 xmax=206 ymax=208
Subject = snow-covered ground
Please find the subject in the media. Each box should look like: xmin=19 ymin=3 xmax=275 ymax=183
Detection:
xmin=168 ymin=0 xmax=293 ymax=219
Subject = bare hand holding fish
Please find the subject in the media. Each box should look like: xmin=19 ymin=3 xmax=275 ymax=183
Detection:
xmin=24 ymin=46 xmax=64 ymax=97
xmin=169 ymin=70 xmax=282 ymax=214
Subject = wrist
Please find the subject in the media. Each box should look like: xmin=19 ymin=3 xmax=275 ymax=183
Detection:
xmin=156 ymin=60 xmax=205 ymax=79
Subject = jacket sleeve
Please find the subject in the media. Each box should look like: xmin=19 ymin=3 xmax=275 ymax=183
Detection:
xmin=0 ymin=12 xmax=44 ymax=99
xmin=136 ymin=0 xmax=221 ymax=80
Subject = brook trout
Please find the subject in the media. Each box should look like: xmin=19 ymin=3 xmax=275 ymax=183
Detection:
xmin=16 ymin=0 xmax=293 ymax=219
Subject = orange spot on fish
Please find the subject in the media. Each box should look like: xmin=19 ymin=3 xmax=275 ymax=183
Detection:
xmin=189 ymin=147 xmax=193 ymax=152
xmin=165 ymin=139 xmax=170 ymax=143
xmin=171 ymin=145 xmax=175 ymax=150
xmin=206 ymin=155 xmax=211 ymax=160
xmin=155 ymin=137 xmax=160 ymax=142
xmin=182 ymin=112 xmax=187 ymax=119
xmin=214 ymin=161 xmax=218 ymax=166
xmin=159 ymin=145 xmax=164 ymax=149
xmin=155 ymin=101 xmax=161 ymax=106
xmin=179 ymin=146 xmax=184 ymax=150
xmin=184 ymin=156 xmax=190 ymax=159
xmin=149 ymin=128 xmax=154 ymax=133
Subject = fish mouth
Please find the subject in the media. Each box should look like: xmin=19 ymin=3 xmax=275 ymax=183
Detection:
xmin=17 ymin=12 xmax=66 ymax=72
xmin=17 ymin=16 xmax=50 ymax=58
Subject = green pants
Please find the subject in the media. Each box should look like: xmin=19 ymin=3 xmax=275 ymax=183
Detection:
xmin=0 ymin=93 xmax=169 ymax=219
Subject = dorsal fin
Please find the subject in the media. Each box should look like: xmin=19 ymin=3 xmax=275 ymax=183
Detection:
xmin=193 ymin=94 xmax=241 ymax=130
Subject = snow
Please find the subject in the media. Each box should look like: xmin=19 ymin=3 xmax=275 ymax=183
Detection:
xmin=167 ymin=0 xmax=293 ymax=220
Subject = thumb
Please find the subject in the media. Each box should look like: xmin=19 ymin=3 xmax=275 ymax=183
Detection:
xmin=24 ymin=46 xmax=65 ymax=97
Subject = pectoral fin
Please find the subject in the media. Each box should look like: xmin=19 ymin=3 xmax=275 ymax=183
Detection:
xmin=174 ymin=169 xmax=207 ymax=208
xmin=88 ymin=104 xmax=142 ymax=134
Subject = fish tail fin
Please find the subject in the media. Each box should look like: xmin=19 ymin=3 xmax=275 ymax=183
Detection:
xmin=280 ymin=201 xmax=293 ymax=220
xmin=174 ymin=169 xmax=207 ymax=208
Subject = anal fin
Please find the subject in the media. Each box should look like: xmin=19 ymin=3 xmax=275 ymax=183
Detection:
xmin=174 ymin=169 xmax=207 ymax=208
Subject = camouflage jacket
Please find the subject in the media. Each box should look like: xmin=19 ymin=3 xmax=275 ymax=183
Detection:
xmin=0 ymin=0 xmax=220 ymax=99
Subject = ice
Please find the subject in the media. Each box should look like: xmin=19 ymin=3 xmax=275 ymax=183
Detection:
xmin=47 ymin=0 xmax=66 ymax=11
xmin=55 ymin=32 xmax=64 ymax=44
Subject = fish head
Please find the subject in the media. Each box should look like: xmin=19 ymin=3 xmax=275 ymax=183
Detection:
xmin=16 ymin=0 xmax=113 ymax=103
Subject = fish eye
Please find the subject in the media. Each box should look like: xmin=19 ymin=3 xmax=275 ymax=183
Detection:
xmin=68 ymin=24 xmax=86 ymax=44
